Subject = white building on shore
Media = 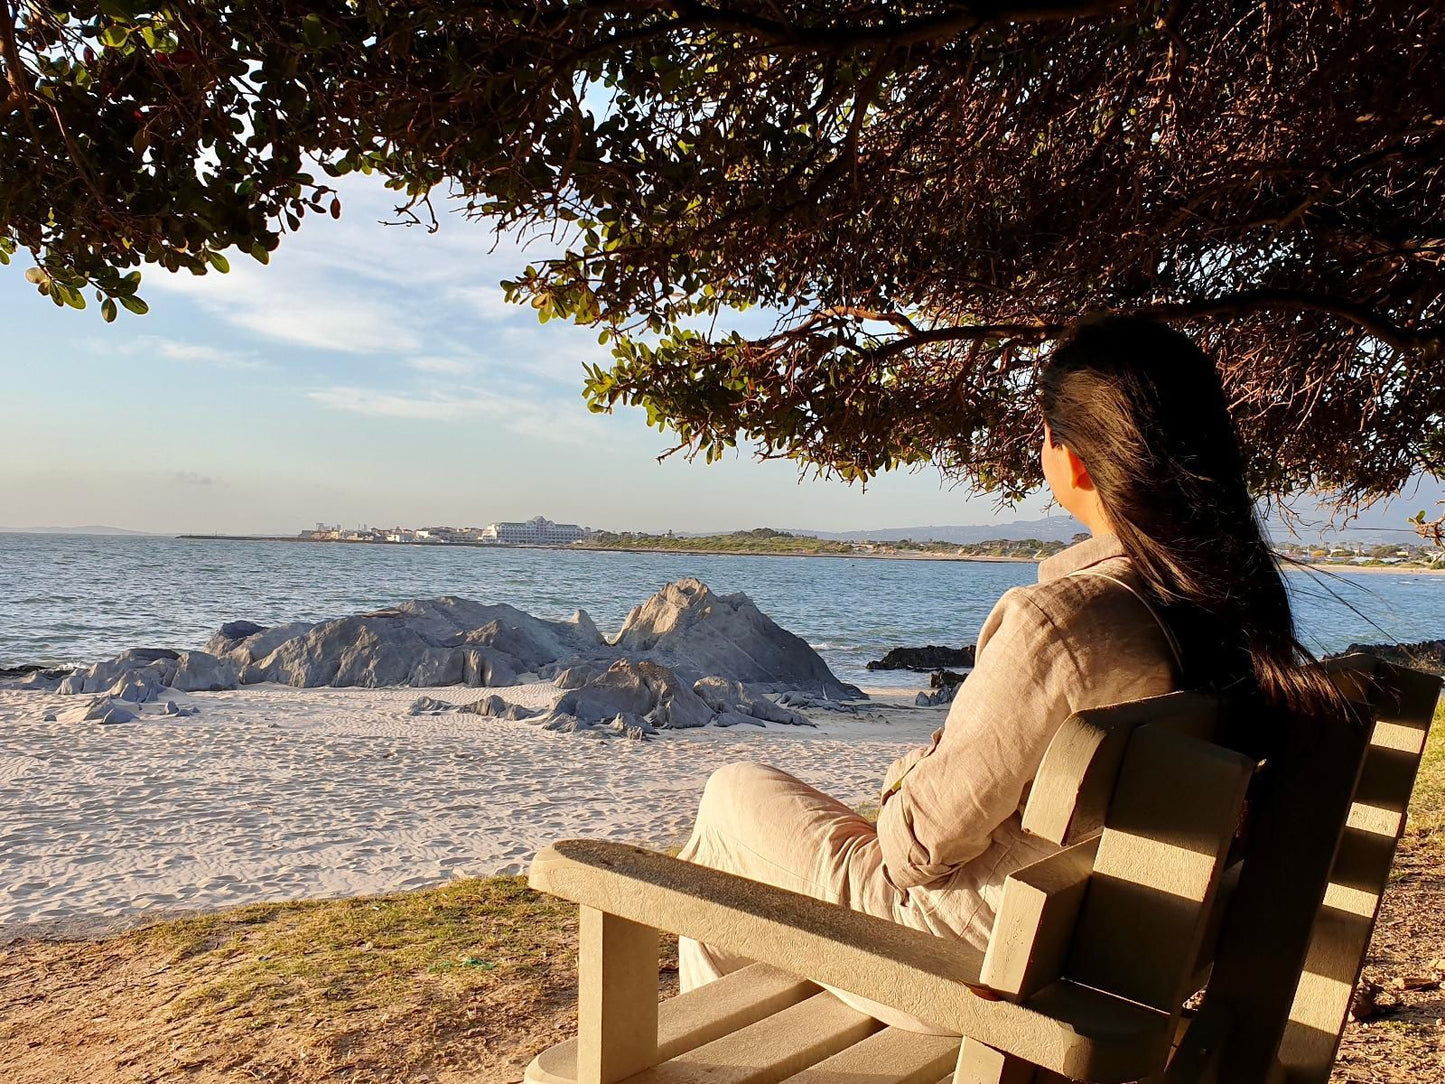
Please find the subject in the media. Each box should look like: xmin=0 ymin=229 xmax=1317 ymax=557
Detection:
xmin=480 ymin=516 xmax=591 ymax=545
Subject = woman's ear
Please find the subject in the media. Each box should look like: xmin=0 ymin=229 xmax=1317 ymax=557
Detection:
xmin=1065 ymin=445 xmax=1096 ymax=492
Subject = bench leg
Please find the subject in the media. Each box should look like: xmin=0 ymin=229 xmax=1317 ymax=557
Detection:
xmin=578 ymin=906 xmax=660 ymax=1084
xmin=954 ymin=1037 xmax=1037 ymax=1084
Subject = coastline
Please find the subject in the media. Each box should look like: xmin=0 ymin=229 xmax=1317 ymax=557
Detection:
xmin=173 ymin=533 xmax=1445 ymax=572
xmin=174 ymin=534 xmax=1044 ymax=564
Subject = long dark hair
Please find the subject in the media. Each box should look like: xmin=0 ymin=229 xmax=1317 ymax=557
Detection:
xmin=1039 ymin=315 xmax=1340 ymax=721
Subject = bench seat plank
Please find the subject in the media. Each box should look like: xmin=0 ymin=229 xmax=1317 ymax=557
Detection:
xmin=781 ymin=1028 xmax=960 ymax=1084
xmin=629 ymin=992 xmax=879 ymax=1084
xmin=528 ymin=964 xmax=820 ymax=1084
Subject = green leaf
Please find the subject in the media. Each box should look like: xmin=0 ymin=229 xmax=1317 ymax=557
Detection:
xmin=206 ymin=251 xmax=231 ymax=273
xmin=302 ymin=13 xmax=324 ymax=46
xmin=99 ymin=25 xmax=130 ymax=49
xmin=102 ymin=298 xmax=118 ymax=323
xmin=118 ymin=294 xmax=149 ymax=315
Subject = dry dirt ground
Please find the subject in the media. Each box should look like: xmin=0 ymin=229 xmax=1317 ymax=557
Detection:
xmin=2 ymin=709 xmax=1442 ymax=1084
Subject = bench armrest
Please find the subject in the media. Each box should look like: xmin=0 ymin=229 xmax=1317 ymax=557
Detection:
xmin=531 ymin=839 xmax=1170 ymax=1082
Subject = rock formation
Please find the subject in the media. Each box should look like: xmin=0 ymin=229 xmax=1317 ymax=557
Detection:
xmin=693 ymin=676 xmax=814 ymax=726
xmin=614 ymin=578 xmax=862 ymax=698
xmin=202 ymin=597 xmax=602 ymax=688
xmin=866 ymin=644 xmax=977 ymax=672
xmin=930 ymin=669 xmax=967 ymax=689
xmin=18 ymin=579 xmax=861 ymax=736
xmin=915 ymin=685 xmax=961 ymax=707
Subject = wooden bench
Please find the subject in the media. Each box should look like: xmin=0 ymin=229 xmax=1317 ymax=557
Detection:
xmin=524 ymin=653 xmax=1439 ymax=1084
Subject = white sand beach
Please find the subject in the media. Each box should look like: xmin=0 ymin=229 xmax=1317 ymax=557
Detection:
xmin=0 ymin=683 xmax=943 ymax=940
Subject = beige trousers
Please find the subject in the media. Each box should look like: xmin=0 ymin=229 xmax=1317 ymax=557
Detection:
xmin=675 ymin=761 xmax=958 ymax=1034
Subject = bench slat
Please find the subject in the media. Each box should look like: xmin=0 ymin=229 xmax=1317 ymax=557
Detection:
xmin=528 ymin=964 xmax=821 ymax=1084
xmin=629 ymin=992 xmax=881 ymax=1084
xmin=1022 ymin=693 xmax=1220 ymax=846
xmin=782 ymin=1025 xmax=959 ymax=1084
xmin=1067 ymin=725 xmax=1254 ymax=1014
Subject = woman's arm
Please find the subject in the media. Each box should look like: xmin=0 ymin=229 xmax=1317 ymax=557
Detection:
xmin=876 ymin=587 xmax=1082 ymax=890
xmin=880 ymin=729 xmax=942 ymax=799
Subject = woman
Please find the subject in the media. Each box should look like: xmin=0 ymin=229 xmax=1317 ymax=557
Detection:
xmin=676 ymin=315 xmax=1340 ymax=1032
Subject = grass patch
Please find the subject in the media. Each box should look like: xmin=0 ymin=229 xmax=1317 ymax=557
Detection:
xmin=132 ymin=876 xmax=576 ymax=1030
xmin=1398 ymin=699 xmax=1445 ymax=863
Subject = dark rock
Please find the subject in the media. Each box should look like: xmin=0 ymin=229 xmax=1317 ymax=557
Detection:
xmin=117 ymin=647 xmax=181 ymax=664
xmin=0 ymin=665 xmax=73 ymax=691
xmin=867 ymin=645 xmax=976 ymax=672
xmin=0 ymin=664 xmax=73 ymax=680
xmin=217 ymin=620 xmax=266 ymax=642
xmin=1335 ymin=639 xmax=1445 ymax=674
xmin=930 ymin=669 xmax=967 ymax=689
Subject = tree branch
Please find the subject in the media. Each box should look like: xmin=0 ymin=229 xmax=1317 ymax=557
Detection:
xmin=1134 ymin=291 xmax=1442 ymax=352
xmin=578 ymin=0 xmax=1130 ymax=55
xmin=0 ymin=1 xmax=38 ymax=136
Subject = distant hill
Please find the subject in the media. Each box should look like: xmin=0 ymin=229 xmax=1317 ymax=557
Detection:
xmin=0 ymin=525 xmax=157 ymax=536
xmin=787 ymin=515 xmax=1086 ymax=545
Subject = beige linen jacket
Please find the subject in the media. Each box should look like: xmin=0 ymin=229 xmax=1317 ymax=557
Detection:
xmin=876 ymin=534 xmax=1178 ymax=931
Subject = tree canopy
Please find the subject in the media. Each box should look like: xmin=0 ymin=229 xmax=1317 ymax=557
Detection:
xmin=3 ymin=1 xmax=1442 ymax=501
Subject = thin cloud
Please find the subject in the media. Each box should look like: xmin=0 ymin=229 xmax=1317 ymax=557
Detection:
xmin=172 ymin=471 xmax=216 ymax=486
xmin=445 ymin=285 xmax=524 ymax=321
xmin=407 ymin=355 xmax=474 ymax=375
xmin=93 ymin=334 xmax=264 ymax=370
xmin=143 ymin=336 xmax=263 ymax=370
xmin=306 ymin=384 xmax=594 ymax=444
xmin=150 ymin=259 xmax=421 ymax=355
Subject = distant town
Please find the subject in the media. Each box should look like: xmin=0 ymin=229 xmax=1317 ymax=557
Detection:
xmin=302 ymin=515 xmax=593 ymax=546
xmin=291 ymin=519 xmax=1066 ymax=560
xmin=274 ymin=520 xmax=1445 ymax=569
xmin=1277 ymin=541 xmax=1445 ymax=569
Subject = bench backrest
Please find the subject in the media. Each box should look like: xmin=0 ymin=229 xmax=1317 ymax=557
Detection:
xmin=975 ymin=655 xmax=1439 ymax=1084
xmin=979 ymin=691 xmax=1254 ymax=1037
xmin=1274 ymin=654 xmax=1441 ymax=1082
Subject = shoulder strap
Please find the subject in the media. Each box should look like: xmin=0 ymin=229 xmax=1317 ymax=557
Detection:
xmin=1067 ymin=569 xmax=1185 ymax=673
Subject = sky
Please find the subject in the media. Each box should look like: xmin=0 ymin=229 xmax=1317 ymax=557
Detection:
xmin=1 ymin=176 xmax=1438 ymax=538
xmin=0 ymin=176 xmax=1059 ymax=536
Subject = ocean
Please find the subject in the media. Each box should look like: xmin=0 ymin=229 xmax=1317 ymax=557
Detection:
xmin=1 ymin=532 xmax=1440 ymax=689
